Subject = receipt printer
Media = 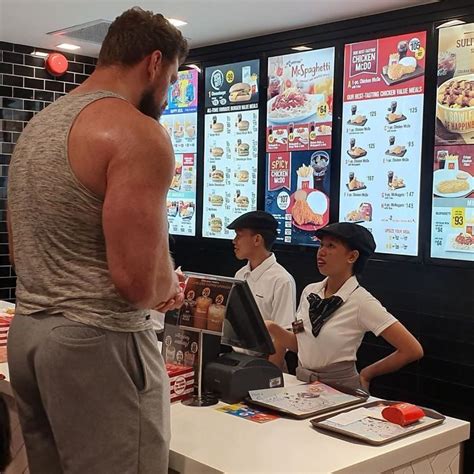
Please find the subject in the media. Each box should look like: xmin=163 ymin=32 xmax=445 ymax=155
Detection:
xmin=204 ymin=352 xmax=283 ymax=404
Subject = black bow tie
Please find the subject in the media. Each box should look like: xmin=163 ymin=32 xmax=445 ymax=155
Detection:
xmin=307 ymin=293 xmax=344 ymax=338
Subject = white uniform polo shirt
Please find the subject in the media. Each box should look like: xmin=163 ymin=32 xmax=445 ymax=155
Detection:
xmin=235 ymin=253 xmax=296 ymax=329
xmin=296 ymin=276 xmax=397 ymax=371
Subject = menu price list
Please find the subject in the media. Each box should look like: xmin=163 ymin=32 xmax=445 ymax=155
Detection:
xmin=339 ymin=32 xmax=427 ymax=256
xmin=163 ymin=69 xmax=199 ymax=237
xmin=203 ymin=111 xmax=259 ymax=239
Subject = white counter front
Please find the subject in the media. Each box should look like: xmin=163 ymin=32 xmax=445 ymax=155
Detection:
xmin=1 ymin=363 xmax=470 ymax=474
xmin=168 ymin=374 xmax=469 ymax=473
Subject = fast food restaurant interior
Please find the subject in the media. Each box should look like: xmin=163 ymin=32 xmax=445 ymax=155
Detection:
xmin=1 ymin=0 xmax=474 ymax=472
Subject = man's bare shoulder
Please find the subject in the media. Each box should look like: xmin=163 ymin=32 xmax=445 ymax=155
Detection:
xmin=74 ymin=97 xmax=171 ymax=158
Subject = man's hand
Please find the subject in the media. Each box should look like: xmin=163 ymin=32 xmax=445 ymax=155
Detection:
xmin=154 ymin=268 xmax=187 ymax=312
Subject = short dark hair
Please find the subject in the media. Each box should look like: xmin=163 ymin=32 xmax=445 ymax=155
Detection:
xmin=98 ymin=7 xmax=189 ymax=67
xmin=251 ymin=229 xmax=277 ymax=251
xmin=321 ymin=235 xmax=369 ymax=276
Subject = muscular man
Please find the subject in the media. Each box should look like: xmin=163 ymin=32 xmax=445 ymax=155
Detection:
xmin=7 ymin=8 xmax=187 ymax=473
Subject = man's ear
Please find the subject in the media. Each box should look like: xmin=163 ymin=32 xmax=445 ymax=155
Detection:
xmin=254 ymin=233 xmax=264 ymax=247
xmin=147 ymin=50 xmax=163 ymax=79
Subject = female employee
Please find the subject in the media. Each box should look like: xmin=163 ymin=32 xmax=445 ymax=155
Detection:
xmin=266 ymin=222 xmax=423 ymax=391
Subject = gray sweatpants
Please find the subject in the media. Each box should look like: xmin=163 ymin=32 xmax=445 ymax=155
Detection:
xmin=7 ymin=313 xmax=170 ymax=474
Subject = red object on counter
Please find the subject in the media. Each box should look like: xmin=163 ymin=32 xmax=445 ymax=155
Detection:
xmin=166 ymin=363 xmax=194 ymax=403
xmin=45 ymin=53 xmax=69 ymax=76
xmin=382 ymin=403 xmax=425 ymax=426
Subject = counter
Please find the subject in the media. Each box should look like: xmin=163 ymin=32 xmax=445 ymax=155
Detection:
xmin=1 ymin=363 xmax=470 ymax=474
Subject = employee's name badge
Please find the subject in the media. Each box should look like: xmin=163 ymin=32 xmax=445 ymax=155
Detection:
xmin=292 ymin=319 xmax=305 ymax=334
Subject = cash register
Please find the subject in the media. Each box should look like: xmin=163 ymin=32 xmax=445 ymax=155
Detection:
xmin=203 ymin=279 xmax=283 ymax=403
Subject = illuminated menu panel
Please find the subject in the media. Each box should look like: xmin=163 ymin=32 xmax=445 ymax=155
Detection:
xmin=430 ymin=22 xmax=474 ymax=261
xmin=202 ymin=60 xmax=260 ymax=239
xmin=265 ymin=48 xmax=335 ymax=246
xmin=339 ymin=32 xmax=427 ymax=256
xmin=162 ymin=69 xmax=199 ymax=236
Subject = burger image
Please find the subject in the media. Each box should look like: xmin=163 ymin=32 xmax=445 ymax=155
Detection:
xmin=237 ymin=120 xmax=250 ymax=131
xmin=185 ymin=125 xmax=196 ymax=138
xmin=235 ymin=195 xmax=249 ymax=208
xmin=212 ymin=122 xmax=224 ymax=133
xmin=209 ymin=194 xmax=224 ymax=206
xmin=229 ymin=83 xmax=252 ymax=103
xmin=210 ymin=217 xmax=223 ymax=233
xmin=237 ymin=142 xmax=250 ymax=156
xmin=235 ymin=170 xmax=249 ymax=182
xmin=210 ymin=169 xmax=224 ymax=182
xmin=211 ymin=147 xmax=224 ymax=157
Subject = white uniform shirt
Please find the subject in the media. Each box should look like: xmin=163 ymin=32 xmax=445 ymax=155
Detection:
xmin=235 ymin=253 xmax=296 ymax=329
xmin=296 ymin=276 xmax=397 ymax=370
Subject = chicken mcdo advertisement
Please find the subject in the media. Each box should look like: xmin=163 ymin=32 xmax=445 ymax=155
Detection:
xmin=339 ymin=32 xmax=427 ymax=256
xmin=265 ymin=150 xmax=331 ymax=246
xmin=203 ymin=60 xmax=260 ymax=239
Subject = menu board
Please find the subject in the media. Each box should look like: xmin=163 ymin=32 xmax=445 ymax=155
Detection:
xmin=266 ymin=48 xmax=335 ymax=152
xmin=162 ymin=69 xmax=199 ymax=236
xmin=431 ymin=23 xmax=474 ymax=261
xmin=339 ymin=32 xmax=427 ymax=256
xmin=265 ymin=48 xmax=334 ymax=246
xmin=202 ymin=60 xmax=260 ymax=239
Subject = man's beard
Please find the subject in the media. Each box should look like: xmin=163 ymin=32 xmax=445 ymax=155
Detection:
xmin=138 ymin=88 xmax=164 ymax=121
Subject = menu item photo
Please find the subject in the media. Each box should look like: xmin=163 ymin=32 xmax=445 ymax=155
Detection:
xmin=347 ymin=138 xmax=367 ymax=159
xmin=435 ymin=23 xmax=474 ymax=146
xmin=265 ymin=150 xmax=330 ymax=246
xmin=267 ymin=48 xmax=335 ymax=152
xmin=229 ymin=82 xmax=252 ymax=102
xmin=381 ymin=39 xmax=424 ymax=86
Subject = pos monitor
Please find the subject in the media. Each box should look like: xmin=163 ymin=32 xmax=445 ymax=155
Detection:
xmin=222 ymin=279 xmax=275 ymax=355
xmin=203 ymin=278 xmax=283 ymax=403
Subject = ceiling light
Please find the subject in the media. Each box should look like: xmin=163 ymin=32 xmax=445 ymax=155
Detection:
xmin=56 ymin=43 xmax=81 ymax=51
xmin=168 ymin=18 xmax=187 ymax=27
xmin=186 ymin=64 xmax=201 ymax=73
xmin=31 ymin=51 xmax=49 ymax=58
xmin=291 ymin=45 xmax=313 ymax=51
xmin=437 ymin=19 xmax=466 ymax=29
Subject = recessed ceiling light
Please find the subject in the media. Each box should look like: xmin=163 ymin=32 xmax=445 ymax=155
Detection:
xmin=437 ymin=19 xmax=466 ymax=29
xmin=167 ymin=18 xmax=187 ymax=27
xmin=186 ymin=64 xmax=201 ymax=73
xmin=291 ymin=45 xmax=313 ymax=51
xmin=56 ymin=43 xmax=81 ymax=51
xmin=31 ymin=51 xmax=49 ymax=58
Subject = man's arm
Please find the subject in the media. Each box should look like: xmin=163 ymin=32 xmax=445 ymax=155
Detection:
xmin=101 ymin=105 xmax=179 ymax=309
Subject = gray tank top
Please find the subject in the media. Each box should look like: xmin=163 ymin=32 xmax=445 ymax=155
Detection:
xmin=8 ymin=90 xmax=151 ymax=332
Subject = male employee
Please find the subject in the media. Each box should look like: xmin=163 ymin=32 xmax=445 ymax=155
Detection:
xmin=227 ymin=211 xmax=296 ymax=329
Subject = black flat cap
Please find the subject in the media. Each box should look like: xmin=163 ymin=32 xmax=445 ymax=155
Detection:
xmin=315 ymin=222 xmax=376 ymax=256
xmin=227 ymin=211 xmax=278 ymax=231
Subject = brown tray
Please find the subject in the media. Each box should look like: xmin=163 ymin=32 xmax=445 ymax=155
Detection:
xmin=347 ymin=118 xmax=368 ymax=127
xmin=385 ymin=148 xmax=407 ymax=157
xmin=381 ymin=65 xmax=424 ymax=86
xmin=310 ymin=400 xmax=445 ymax=445
xmin=245 ymin=382 xmax=369 ymax=420
xmin=385 ymin=114 xmax=407 ymax=124
xmin=346 ymin=184 xmax=367 ymax=192
xmin=347 ymin=149 xmax=367 ymax=159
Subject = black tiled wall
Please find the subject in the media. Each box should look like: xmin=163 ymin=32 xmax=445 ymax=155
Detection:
xmin=0 ymin=41 xmax=96 ymax=301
